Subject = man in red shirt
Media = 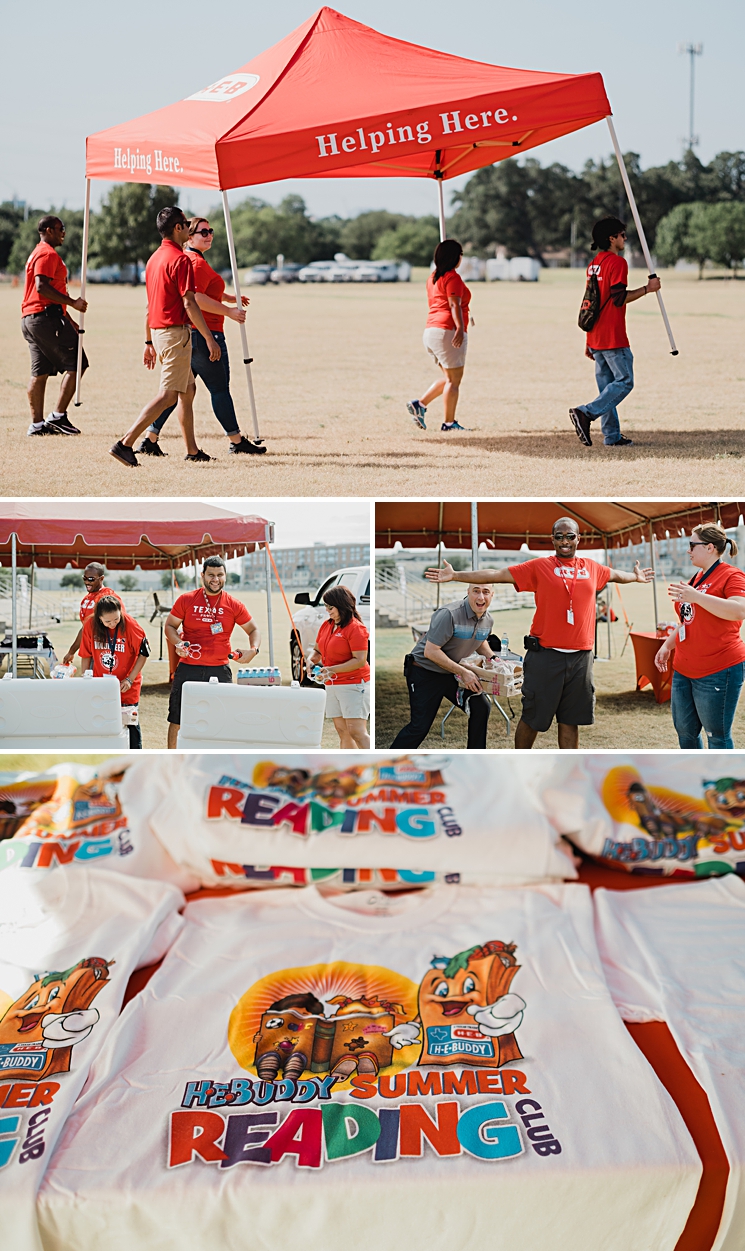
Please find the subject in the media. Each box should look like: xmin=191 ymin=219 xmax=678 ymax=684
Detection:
xmin=569 ymin=216 xmax=661 ymax=449
xmin=21 ymin=216 xmax=89 ymax=438
xmin=164 ymin=556 xmax=261 ymax=748
xmin=110 ymin=207 xmax=221 ymax=468
xmin=62 ymin=564 xmax=124 ymax=665
xmin=427 ymin=517 xmax=653 ymax=748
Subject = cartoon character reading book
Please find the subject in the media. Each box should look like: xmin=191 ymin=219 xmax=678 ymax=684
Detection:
xmin=0 ymin=957 xmax=111 ymax=1081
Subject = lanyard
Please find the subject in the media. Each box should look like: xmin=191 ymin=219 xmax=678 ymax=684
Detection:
xmin=554 ymin=557 xmax=583 ymax=623
xmin=689 ymin=560 xmax=721 ymax=591
xmin=105 ymin=624 xmax=120 ymax=661
xmin=201 ymin=588 xmax=223 ymax=619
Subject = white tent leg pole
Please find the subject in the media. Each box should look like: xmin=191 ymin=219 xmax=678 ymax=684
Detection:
xmin=11 ymin=533 xmax=17 ymax=679
xmin=74 ymin=178 xmax=91 ymax=406
xmin=606 ymin=117 xmax=678 ymax=355
xmin=648 ymin=523 xmax=659 ymax=626
xmin=436 ymin=177 xmax=446 ymax=242
xmin=471 ymin=501 xmax=478 ymax=570
xmin=264 ymin=526 xmax=274 ymax=667
xmin=221 ymin=190 xmax=262 ymax=442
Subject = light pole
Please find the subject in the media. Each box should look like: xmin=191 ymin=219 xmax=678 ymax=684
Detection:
xmin=678 ymin=43 xmax=703 ymax=149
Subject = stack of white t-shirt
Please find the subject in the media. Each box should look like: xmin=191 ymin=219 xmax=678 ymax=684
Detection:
xmin=543 ymin=753 xmax=745 ymax=878
xmin=39 ymin=884 xmax=699 ymax=1251
xmin=1 ymin=762 xmax=198 ymax=892
xmin=132 ymin=752 xmax=576 ymax=889
xmin=0 ymin=867 xmax=184 ymax=1251
xmin=594 ymin=876 xmax=745 ymax=1251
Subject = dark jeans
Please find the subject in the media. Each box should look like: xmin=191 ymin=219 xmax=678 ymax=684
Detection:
xmin=391 ymin=662 xmax=490 ymax=749
xmin=151 ymin=329 xmax=239 ymax=436
xmin=671 ymin=663 xmax=745 ymax=749
xmin=127 ymin=723 xmax=142 ymax=749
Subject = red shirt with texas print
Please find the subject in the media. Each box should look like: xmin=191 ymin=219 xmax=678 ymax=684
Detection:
xmin=171 ymin=588 xmax=251 ymax=666
xmin=79 ymin=586 xmax=123 ymax=623
xmin=509 ymin=556 xmax=612 ymax=650
xmin=673 ymin=561 xmax=745 ymax=680
xmin=585 ymin=251 xmax=629 ymax=351
xmin=79 ymin=615 xmax=147 ymax=705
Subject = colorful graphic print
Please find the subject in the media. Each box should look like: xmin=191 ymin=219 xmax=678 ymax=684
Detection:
xmin=0 ymin=957 xmax=111 ymax=1081
xmin=0 ymin=772 xmax=134 ymax=873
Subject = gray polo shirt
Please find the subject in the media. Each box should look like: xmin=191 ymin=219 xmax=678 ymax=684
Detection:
xmin=411 ymin=598 xmax=494 ymax=673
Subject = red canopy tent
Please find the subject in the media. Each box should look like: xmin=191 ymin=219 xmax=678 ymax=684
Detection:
xmin=0 ymin=502 xmax=275 ymax=676
xmin=77 ymin=8 xmax=676 ymax=426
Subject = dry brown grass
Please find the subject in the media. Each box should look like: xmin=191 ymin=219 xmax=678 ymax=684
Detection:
xmin=0 ymin=590 xmax=342 ymax=750
xmin=1 ymin=269 xmax=743 ymax=497
xmin=374 ymin=581 xmax=745 ymax=750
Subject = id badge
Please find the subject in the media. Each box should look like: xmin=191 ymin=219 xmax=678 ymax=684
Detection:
xmin=210 ymin=622 xmax=224 ymax=635
xmin=679 ymin=624 xmax=686 ymax=641
xmin=567 ymin=609 xmax=574 ymax=625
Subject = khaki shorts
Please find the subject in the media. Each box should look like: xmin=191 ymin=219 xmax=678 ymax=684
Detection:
xmin=324 ymin=681 xmax=371 ymax=720
xmin=152 ymin=325 xmax=193 ymax=393
xmin=423 ymin=326 xmax=468 ymax=370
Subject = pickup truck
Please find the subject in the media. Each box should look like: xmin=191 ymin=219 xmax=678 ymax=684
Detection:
xmin=291 ymin=565 xmax=370 ymax=684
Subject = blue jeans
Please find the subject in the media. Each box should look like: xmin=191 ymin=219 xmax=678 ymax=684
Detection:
xmin=582 ymin=347 xmax=634 ymax=445
xmin=150 ymin=329 xmax=239 ymax=436
xmin=671 ymin=663 xmax=745 ymax=749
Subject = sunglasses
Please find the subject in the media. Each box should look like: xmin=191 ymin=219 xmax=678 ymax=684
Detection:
xmin=688 ymin=541 xmax=709 ymax=550
xmin=82 ymin=575 xmax=100 ymax=582
xmin=191 ymin=227 xmax=214 ymax=238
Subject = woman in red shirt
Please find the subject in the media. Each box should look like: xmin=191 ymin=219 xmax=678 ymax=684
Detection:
xmin=407 ymin=238 xmax=471 ymax=434
xmin=79 ymin=596 xmax=150 ymax=749
xmin=141 ymin=217 xmax=265 ymax=457
xmin=655 ymin=524 xmax=745 ymax=748
xmin=309 ymin=586 xmax=370 ymax=749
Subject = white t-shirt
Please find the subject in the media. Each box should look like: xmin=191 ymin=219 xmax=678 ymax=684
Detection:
xmin=1 ymin=763 xmax=198 ymax=892
xmin=543 ymin=754 xmax=745 ymax=878
xmin=40 ymin=884 xmax=699 ymax=1251
xmin=593 ymin=876 xmax=745 ymax=1251
xmin=142 ymin=753 xmax=576 ymax=888
xmin=0 ymin=868 xmax=185 ymax=1251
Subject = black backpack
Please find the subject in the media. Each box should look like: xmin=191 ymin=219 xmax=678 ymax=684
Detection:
xmin=578 ymin=270 xmax=609 ymax=332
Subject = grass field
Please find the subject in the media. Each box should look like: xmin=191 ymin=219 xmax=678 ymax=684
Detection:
xmin=1 ymin=269 xmax=743 ymax=497
xmin=0 ymin=590 xmax=344 ymax=751
xmin=374 ymin=581 xmax=745 ymax=750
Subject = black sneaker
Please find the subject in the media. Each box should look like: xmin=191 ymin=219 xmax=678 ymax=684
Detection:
xmin=569 ymin=407 xmax=592 ymax=447
xmin=607 ymin=435 xmax=634 ymax=447
xmin=228 ymin=436 xmax=267 ymax=455
xmin=27 ymin=422 xmax=60 ymax=436
xmin=136 ymin=438 xmax=168 ymax=457
xmin=185 ymin=449 xmax=216 ymax=462
xmin=109 ymin=440 xmax=139 ymax=468
xmin=46 ymin=413 xmax=81 ymax=435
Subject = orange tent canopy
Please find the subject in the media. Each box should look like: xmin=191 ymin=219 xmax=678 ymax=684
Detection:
xmin=375 ymin=501 xmax=745 ymax=550
xmin=85 ymin=6 xmax=611 ymax=190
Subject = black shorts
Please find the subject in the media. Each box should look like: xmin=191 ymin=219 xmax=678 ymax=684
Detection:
xmin=167 ymin=662 xmax=232 ymax=725
xmin=520 ymin=648 xmax=595 ymax=732
xmin=22 ymin=311 xmax=89 ymax=377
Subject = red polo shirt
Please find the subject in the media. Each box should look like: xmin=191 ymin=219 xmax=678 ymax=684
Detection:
xmin=509 ymin=556 xmax=612 ymax=650
xmin=145 ymin=239 xmax=195 ymax=328
xmin=171 ymin=589 xmax=251 ymax=666
xmin=673 ymin=562 xmax=745 ymax=680
xmin=22 ymin=242 xmax=68 ymax=316
xmin=186 ymin=248 xmax=225 ymax=333
xmin=79 ymin=587 xmax=124 ymax=623
xmin=315 ymin=618 xmax=370 ymax=684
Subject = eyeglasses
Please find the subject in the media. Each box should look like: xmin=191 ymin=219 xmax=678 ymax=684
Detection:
xmin=191 ymin=228 xmax=214 ymax=238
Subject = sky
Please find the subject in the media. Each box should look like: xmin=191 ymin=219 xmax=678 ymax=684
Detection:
xmin=217 ymin=499 xmax=371 ymax=549
xmin=2 ymin=0 xmax=741 ymax=220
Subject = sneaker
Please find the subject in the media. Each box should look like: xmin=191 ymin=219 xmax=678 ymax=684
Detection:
xmin=441 ymin=420 xmax=466 ymax=431
xmin=27 ymin=421 xmax=60 ymax=436
xmin=228 ymin=436 xmax=267 ymax=455
xmin=407 ymin=400 xmax=427 ymax=430
xmin=46 ymin=413 xmax=81 ymax=435
xmin=136 ymin=438 xmax=168 ymax=457
xmin=606 ymin=435 xmax=634 ymax=447
xmin=109 ymin=440 xmax=139 ymax=468
xmin=569 ymin=407 xmax=592 ymax=447
xmin=185 ymin=449 xmax=216 ymax=462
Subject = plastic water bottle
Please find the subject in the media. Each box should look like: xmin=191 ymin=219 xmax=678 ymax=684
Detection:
xmin=501 ymin=633 xmax=509 ymax=655
xmin=36 ymin=635 xmax=44 ymax=651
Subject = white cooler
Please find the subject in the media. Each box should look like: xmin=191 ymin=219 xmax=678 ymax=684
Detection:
xmin=0 ymin=676 xmax=129 ymax=749
xmin=176 ymin=681 xmax=326 ymax=749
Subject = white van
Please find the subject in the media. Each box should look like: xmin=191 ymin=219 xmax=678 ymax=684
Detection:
xmin=291 ymin=565 xmax=370 ymax=683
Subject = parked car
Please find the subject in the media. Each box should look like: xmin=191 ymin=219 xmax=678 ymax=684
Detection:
xmin=291 ymin=565 xmax=370 ymax=684
xmin=241 ymin=264 xmax=273 ymax=285
xmin=270 ymin=262 xmax=302 ymax=283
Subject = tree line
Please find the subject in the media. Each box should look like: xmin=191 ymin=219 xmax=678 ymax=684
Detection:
xmin=2 ymin=147 xmax=744 ymax=278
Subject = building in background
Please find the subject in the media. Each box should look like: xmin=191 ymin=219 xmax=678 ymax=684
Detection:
xmin=243 ymin=541 xmax=370 ymax=590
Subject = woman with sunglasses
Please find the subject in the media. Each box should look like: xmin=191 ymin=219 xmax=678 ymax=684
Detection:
xmin=79 ymin=596 xmax=151 ymax=749
xmin=655 ymin=524 xmax=745 ymax=749
xmin=139 ymin=217 xmax=266 ymax=457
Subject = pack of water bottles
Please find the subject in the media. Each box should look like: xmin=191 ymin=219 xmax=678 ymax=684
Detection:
xmin=236 ymin=666 xmax=282 ymax=686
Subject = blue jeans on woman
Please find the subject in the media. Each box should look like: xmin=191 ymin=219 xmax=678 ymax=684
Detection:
xmin=150 ymin=329 xmax=239 ymax=436
xmin=583 ymin=347 xmax=634 ymax=445
xmin=671 ymin=662 xmax=745 ymax=749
